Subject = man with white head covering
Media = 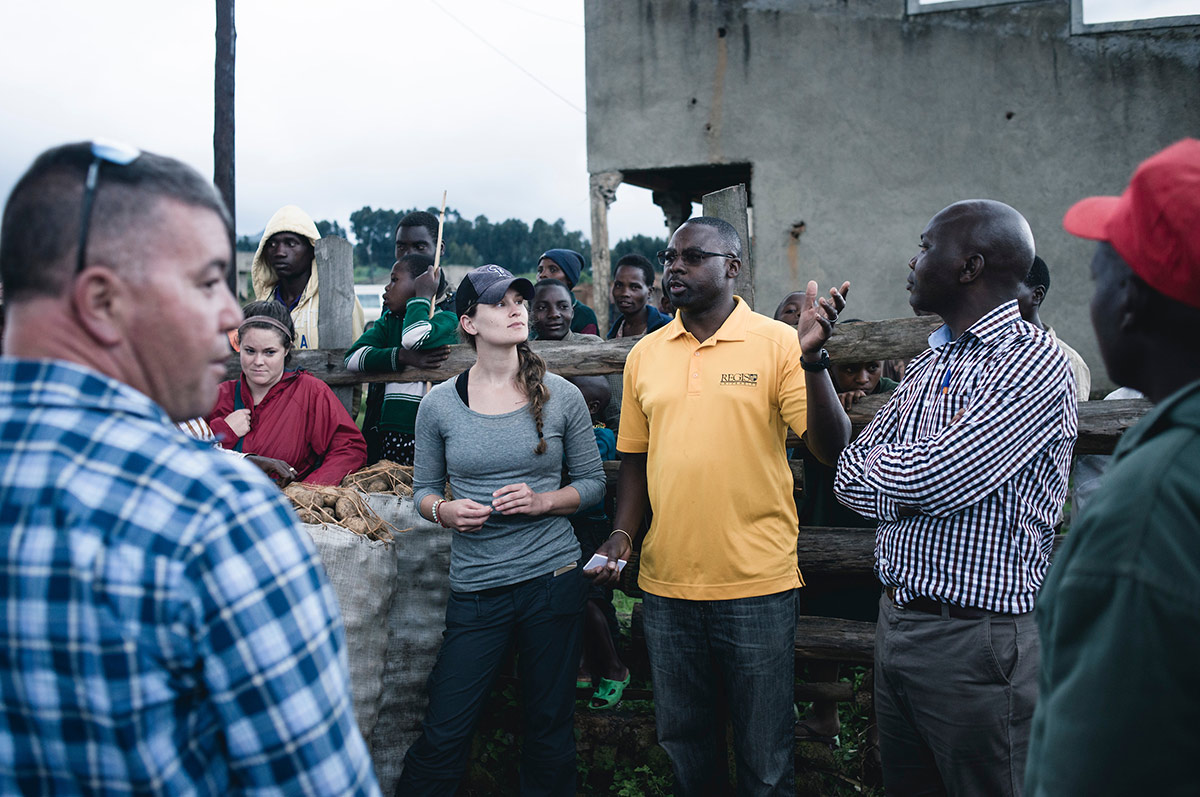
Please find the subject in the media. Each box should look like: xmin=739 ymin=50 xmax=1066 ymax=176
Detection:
xmin=251 ymin=204 xmax=365 ymax=349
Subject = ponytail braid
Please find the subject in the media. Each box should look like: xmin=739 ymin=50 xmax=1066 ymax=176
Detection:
xmin=515 ymin=341 xmax=550 ymax=454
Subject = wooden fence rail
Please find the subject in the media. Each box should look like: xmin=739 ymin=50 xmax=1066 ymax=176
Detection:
xmin=228 ymin=314 xmax=1150 ymax=454
xmin=243 ymin=316 xmax=944 ymax=384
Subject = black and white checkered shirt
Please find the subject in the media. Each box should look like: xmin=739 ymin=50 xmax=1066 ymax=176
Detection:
xmin=834 ymin=301 xmax=1078 ymax=614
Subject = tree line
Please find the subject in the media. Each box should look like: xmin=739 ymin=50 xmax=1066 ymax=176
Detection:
xmin=237 ymin=207 xmax=666 ymax=283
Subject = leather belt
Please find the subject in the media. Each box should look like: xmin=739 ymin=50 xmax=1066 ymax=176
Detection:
xmin=886 ymin=586 xmax=996 ymax=620
xmin=552 ymin=562 xmax=577 ymax=578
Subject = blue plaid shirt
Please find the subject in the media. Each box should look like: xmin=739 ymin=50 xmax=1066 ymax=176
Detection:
xmin=0 ymin=359 xmax=380 ymax=796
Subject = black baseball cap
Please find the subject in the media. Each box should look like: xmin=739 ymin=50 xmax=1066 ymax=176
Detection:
xmin=455 ymin=265 xmax=534 ymax=316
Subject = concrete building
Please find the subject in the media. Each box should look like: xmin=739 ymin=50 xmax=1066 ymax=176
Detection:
xmin=584 ymin=0 xmax=1200 ymax=391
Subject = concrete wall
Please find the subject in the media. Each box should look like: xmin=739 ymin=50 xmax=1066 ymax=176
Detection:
xmin=584 ymin=0 xmax=1200 ymax=391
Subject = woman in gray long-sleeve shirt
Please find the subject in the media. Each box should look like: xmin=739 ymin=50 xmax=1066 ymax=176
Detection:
xmin=398 ymin=266 xmax=605 ymax=797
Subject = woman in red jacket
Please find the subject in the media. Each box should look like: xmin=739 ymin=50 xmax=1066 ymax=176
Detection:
xmin=208 ymin=300 xmax=366 ymax=485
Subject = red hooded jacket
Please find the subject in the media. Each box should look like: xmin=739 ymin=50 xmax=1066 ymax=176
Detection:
xmin=208 ymin=370 xmax=366 ymax=486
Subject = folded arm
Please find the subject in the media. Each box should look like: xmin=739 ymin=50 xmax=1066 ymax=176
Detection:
xmin=835 ymin=355 xmax=1076 ymax=520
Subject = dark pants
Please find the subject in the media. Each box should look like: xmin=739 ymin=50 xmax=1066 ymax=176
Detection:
xmin=642 ymin=589 xmax=798 ymax=797
xmin=571 ymin=513 xmax=620 ymax=646
xmin=874 ymin=592 xmax=1039 ymax=797
xmin=380 ymin=430 xmax=416 ymax=466
xmin=396 ymin=567 xmax=587 ymax=797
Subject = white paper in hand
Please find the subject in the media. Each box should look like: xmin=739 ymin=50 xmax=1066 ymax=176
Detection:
xmin=585 ymin=552 xmax=627 ymax=572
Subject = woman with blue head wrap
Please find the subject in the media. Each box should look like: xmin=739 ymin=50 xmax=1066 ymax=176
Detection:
xmin=536 ymin=248 xmax=600 ymax=335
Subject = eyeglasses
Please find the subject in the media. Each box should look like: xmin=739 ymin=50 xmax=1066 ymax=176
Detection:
xmin=656 ymin=248 xmax=736 ymax=268
xmin=75 ymin=140 xmax=141 ymax=274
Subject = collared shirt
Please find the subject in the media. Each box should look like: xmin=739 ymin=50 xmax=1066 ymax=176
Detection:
xmin=618 ymin=297 xmax=809 ymax=600
xmin=834 ymin=301 xmax=1077 ymax=614
xmin=0 ymin=359 xmax=380 ymax=796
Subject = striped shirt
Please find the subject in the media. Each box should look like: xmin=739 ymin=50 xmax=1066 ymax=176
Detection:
xmin=0 ymin=358 xmax=380 ymax=795
xmin=834 ymin=301 xmax=1078 ymax=614
xmin=178 ymin=415 xmax=218 ymax=444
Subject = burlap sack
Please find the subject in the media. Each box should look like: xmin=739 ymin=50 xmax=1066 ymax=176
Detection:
xmin=363 ymin=494 xmax=453 ymax=795
xmin=301 ymin=522 xmax=398 ymax=748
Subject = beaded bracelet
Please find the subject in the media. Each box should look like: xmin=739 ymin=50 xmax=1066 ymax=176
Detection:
xmin=431 ymin=499 xmax=445 ymax=527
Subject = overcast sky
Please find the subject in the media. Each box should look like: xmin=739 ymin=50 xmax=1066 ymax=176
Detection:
xmin=1 ymin=0 xmax=1193 ymax=251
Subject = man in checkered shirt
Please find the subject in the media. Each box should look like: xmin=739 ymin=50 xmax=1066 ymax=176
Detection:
xmin=835 ymin=200 xmax=1078 ymax=796
xmin=0 ymin=142 xmax=380 ymax=795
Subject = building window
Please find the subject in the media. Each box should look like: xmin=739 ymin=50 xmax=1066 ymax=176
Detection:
xmin=905 ymin=0 xmax=1039 ymax=14
xmin=1070 ymin=0 xmax=1200 ymax=33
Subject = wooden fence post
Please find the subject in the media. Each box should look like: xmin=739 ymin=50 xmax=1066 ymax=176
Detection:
xmin=589 ymin=171 xmax=622 ymax=334
xmin=315 ymin=236 xmax=355 ymax=414
xmin=702 ymin=184 xmax=754 ymax=311
xmin=214 ymin=0 xmax=236 ymax=295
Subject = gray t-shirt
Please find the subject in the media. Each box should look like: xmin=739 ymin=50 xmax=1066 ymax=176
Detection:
xmin=413 ymin=371 xmax=606 ymax=591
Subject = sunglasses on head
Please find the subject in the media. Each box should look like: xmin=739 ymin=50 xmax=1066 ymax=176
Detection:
xmin=76 ymin=139 xmax=141 ymax=274
xmin=656 ymin=248 xmax=736 ymax=268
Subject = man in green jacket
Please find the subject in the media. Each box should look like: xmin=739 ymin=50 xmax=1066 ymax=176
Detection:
xmin=1026 ymin=138 xmax=1200 ymax=795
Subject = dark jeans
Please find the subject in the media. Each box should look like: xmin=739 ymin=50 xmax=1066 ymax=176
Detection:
xmin=642 ymin=589 xmax=799 ymax=797
xmin=875 ymin=592 xmax=1039 ymax=797
xmin=395 ymin=567 xmax=587 ymax=797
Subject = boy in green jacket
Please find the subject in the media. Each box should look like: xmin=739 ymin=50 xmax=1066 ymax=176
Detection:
xmin=345 ymin=253 xmax=458 ymax=465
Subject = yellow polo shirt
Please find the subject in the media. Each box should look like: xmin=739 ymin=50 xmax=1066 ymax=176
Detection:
xmin=618 ymin=297 xmax=808 ymax=600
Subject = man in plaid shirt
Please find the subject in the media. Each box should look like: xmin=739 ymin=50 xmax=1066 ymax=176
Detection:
xmin=0 ymin=142 xmax=380 ymax=795
xmin=835 ymin=200 xmax=1077 ymax=796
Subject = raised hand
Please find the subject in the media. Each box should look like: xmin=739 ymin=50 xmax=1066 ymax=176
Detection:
xmin=413 ymin=264 xmax=440 ymax=300
xmin=797 ymin=280 xmax=850 ymax=358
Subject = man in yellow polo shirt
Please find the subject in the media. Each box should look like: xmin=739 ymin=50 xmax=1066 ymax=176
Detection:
xmin=586 ymin=216 xmax=851 ymax=795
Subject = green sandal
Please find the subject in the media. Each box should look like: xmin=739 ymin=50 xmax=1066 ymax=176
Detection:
xmin=588 ymin=673 xmax=631 ymax=710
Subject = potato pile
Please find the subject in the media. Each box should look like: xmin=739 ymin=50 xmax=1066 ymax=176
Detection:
xmin=284 ymin=483 xmax=403 ymax=542
xmin=341 ymin=460 xmax=415 ymax=496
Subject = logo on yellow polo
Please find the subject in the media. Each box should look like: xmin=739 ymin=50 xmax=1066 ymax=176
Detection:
xmin=720 ymin=373 xmax=758 ymax=386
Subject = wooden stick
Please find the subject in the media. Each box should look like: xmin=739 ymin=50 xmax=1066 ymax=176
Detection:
xmin=430 ymin=191 xmax=447 ymax=318
xmin=432 ymin=190 xmax=447 ymax=270
xmin=425 ymin=191 xmax=449 ymax=392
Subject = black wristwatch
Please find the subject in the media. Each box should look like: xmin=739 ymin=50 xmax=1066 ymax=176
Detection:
xmin=800 ymin=348 xmax=831 ymax=372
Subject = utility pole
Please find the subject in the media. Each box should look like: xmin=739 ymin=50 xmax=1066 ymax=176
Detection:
xmin=215 ymin=0 xmax=236 ymax=294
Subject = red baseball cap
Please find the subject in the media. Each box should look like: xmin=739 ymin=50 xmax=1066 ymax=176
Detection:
xmin=1063 ymin=138 xmax=1200 ymax=309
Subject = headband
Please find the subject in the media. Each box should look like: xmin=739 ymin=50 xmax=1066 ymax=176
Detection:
xmin=239 ymin=315 xmax=294 ymax=343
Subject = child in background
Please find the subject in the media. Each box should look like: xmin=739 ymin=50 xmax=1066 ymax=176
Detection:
xmin=532 ymin=278 xmax=623 ymax=431
xmin=344 ymin=253 xmax=457 ymax=465
xmin=833 ymin=361 xmax=897 ymax=411
xmin=536 ymin=248 xmax=600 ymax=335
xmin=529 ymin=279 xmax=592 ymax=343
xmin=566 ymin=375 xmax=629 ymax=710
xmin=774 ymin=290 xmax=807 ymax=328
